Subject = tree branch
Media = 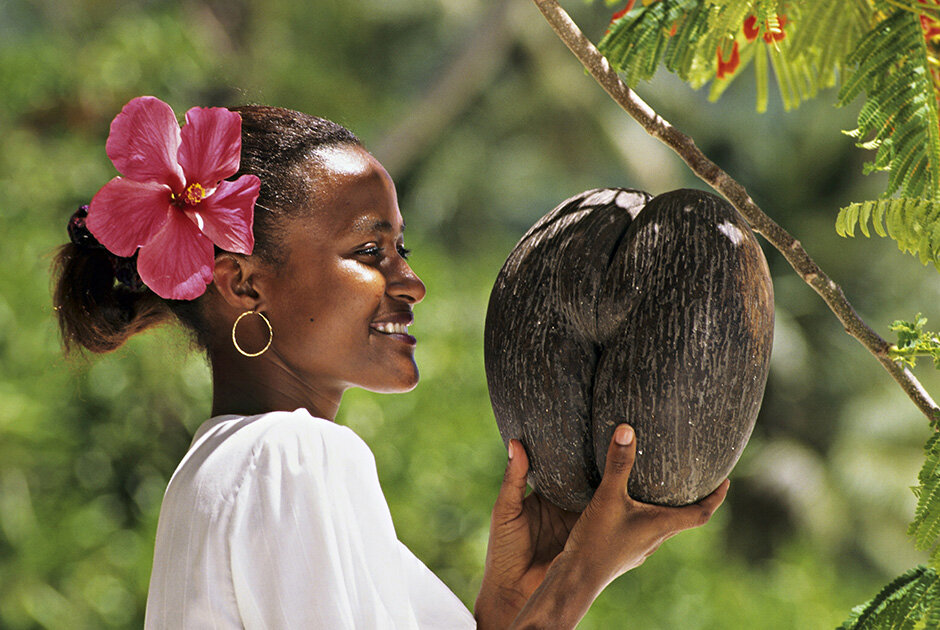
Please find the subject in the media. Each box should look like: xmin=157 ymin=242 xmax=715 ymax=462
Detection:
xmin=531 ymin=0 xmax=940 ymax=423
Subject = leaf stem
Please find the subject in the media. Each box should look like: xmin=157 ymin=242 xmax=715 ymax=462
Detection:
xmin=531 ymin=0 xmax=940 ymax=424
xmin=880 ymin=0 xmax=940 ymax=22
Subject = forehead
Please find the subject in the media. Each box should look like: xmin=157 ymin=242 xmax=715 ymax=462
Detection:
xmin=301 ymin=145 xmax=403 ymax=237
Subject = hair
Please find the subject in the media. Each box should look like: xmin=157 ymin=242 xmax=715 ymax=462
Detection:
xmin=53 ymin=105 xmax=360 ymax=354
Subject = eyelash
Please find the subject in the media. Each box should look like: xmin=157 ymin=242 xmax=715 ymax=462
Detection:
xmin=357 ymin=245 xmax=411 ymax=260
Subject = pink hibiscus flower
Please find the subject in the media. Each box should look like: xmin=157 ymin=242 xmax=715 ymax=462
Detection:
xmin=87 ymin=96 xmax=260 ymax=300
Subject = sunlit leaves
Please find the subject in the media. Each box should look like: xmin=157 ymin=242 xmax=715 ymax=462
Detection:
xmin=838 ymin=10 xmax=940 ymax=201
xmin=910 ymin=434 xmax=940 ymax=558
xmin=886 ymin=314 xmax=940 ymax=369
xmin=839 ymin=565 xmax=940 ymax=629
xmin=599 ymin=0 xmax=859 ymax=111
xmin=836 ymin=199 xmax=940 ymax=268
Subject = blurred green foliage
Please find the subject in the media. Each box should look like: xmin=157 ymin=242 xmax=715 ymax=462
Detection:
xmin=4 ymin=0 xmax=940 ymax=627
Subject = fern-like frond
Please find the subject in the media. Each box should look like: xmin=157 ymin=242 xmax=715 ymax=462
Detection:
xmin=836 ymin=199 xmax=940 ymax=268
xmin=841 ymin=565 xmax=939 ymax=629
xmin=788 ymin=0 xmax=870 ymax=91
xmin=909 ymin=435 xmax=940 ymax=561
xmin=838 ymin=10 xmax=940 ymax=200
xmin=924 ymin=580 xmax=940 ymax=630
xmin=766 ymin=39 xmax=819 ymax=110
xmin=887 ymin=314 xmax=940 ymax=370
xmin=601 ymin=0 xmax=862 ymax=112
xmin=599 ymin=0 xmax=700 ymax=87
xmin=875 ymin=0 xmax=940 ymax=22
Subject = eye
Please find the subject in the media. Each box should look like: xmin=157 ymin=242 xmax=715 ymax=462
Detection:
xmin=397 ymin=245 xmax=411 ymax=260
xmin=355 ymin=244 xmax=382 ymax=258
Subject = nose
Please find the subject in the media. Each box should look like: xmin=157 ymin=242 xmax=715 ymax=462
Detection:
xmin=388 ymin=258 xmax=426 ymax=304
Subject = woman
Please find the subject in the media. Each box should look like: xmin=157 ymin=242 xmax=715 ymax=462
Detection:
xmin=54 ymin=97 xmax=728 ymax=628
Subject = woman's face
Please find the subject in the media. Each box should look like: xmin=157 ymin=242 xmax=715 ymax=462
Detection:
xmin=258 ymin=144 xmax=426 ymax=395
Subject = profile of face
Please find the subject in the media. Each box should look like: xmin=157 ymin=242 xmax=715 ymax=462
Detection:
xmin=252 ymin=144 xmax=426 ymax=396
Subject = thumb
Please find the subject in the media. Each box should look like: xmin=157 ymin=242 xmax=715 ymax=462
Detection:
xmin=596 ymin=424 xmax=636 ymax=500
xmin=492 ymin=439 xmax=529 ymax=522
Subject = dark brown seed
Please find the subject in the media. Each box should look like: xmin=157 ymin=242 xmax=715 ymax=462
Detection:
xmin=484 ymin=188 xmax=774 ymax=509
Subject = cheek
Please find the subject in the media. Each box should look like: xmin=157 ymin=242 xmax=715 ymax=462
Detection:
xmin=307 ymin=262 xmax=386 ymax=331
xmin=337 ymin=261 xmax=386 ymax=302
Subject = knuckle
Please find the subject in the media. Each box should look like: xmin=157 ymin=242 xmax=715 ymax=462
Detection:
xmin=606 ymin=455 xmax=631 ymax=476
xmin=609 ymin=460 xmax=629 ymax=476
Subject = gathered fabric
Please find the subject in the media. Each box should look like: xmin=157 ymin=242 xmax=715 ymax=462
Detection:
xmin=145 ymin=408 xmax=476 ymax=629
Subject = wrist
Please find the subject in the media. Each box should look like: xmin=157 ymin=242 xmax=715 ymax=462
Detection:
xmin=509 ymin=551 xmax=605 ymax=629
xmin=475 ymin=582 xmax=527 ymax=630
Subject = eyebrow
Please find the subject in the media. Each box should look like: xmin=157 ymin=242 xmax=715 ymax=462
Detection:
xmin=350 ymin=217 xmax=405 ymax=234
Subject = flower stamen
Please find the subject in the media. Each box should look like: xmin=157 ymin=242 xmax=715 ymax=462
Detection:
xmin=181 ymin=182 xmax=207 ymax=206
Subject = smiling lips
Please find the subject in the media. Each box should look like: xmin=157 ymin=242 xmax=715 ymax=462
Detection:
xmin=373 ymin=322 xmax=409 ymax=335
xmin=370 ymin=315 xmax=416 ymax=345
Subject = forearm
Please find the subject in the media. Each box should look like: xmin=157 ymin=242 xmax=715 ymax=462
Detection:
xmin=474 ymin=584 xmax=527 ymax=630
xmin=507 ymin=552 xmax=604 ymax=630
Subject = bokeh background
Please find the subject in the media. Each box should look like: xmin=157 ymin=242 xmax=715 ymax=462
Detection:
xmin=3 ymin=0 xmax=940 ymax=627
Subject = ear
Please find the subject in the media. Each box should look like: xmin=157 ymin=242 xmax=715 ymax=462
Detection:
xmin=212 ymin=254 xmax=265 ymax=311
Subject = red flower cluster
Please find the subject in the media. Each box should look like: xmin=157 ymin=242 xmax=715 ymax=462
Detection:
xmin=606 ymin=1 xmax=636 ymax=33
xmin=743 ymin=14 xmax=788 ymax=44
xmin=716 ymin=13 xmax=789 ymax=80
xmin=607 ymin=0 xmax=676 ymax=39
xmin=716 ymin=42 xmax=740 ymax=79
xmin=920 ymin=0 xmax=940 ymax=40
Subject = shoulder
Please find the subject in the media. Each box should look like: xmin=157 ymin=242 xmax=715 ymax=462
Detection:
xmin=245 ymin=408 xmax=375 ymax=473
xmin=250 ymin=408 xmax=367 ymax=451
xmin=171 ymin=408 xmax=374 ymax=505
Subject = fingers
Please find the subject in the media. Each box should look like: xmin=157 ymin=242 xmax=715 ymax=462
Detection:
xmin=492 ymin=439 xmax=530 ymax=521
xmin=671 ymin=479 xmax=730 ymax=531
xmin=595 ymin=424 xmax=636 ymax=500
xmin=699 ymin=479 xmax=730 ymax=512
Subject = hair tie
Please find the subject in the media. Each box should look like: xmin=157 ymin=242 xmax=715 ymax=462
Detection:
xmin=68 ymin=204 xmax=147 ymax=293
xmin=67 ymin=205 xmax=102 ymax=249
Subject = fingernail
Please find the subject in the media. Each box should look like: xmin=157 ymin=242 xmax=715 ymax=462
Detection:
xmin=508 ymin=441 xmax=515 ymax=461
xmin=614 ymin=425 xmax=634 ymax=446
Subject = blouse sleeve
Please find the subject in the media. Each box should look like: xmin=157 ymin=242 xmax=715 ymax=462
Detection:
xmin=226 ymin=414 xmax=475 ymax=629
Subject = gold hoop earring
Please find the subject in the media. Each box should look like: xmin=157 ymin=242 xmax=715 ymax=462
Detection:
xmin=232 ymin=310 xmax=273 ymax=357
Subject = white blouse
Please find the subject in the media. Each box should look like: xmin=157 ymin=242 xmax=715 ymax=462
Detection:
xmin=144 ymin=408 xmax=476 ymax=629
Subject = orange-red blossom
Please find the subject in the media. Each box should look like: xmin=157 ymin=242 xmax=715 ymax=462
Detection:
xmin=743 ymin=14 xmax=788 ymax=44
xmin=716 ymin=41 xmax=740 ymax=79
xmin=920 ymin=0 xmax=940 ymax=40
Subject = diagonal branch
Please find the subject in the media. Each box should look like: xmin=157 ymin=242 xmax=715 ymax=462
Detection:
xmin=532 ymin=0 xmax=940 ymax=423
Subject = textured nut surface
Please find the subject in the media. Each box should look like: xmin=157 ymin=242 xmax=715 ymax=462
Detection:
xmin=484 ymin=188 xmax=774 ymax=509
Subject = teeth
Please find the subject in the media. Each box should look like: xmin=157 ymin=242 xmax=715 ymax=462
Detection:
xmin=374 ymin=322 xmax=408 ymax=335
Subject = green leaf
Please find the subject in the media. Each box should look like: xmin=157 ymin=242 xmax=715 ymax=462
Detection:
xmin=838 ymin=10 xmax=940 ymax=200
xmin=840 ymin=565 xmax=939 ymax=629
xmin=836 ymin=200 xmax=940 ymax=269
xmin=788 ymin=0 xmax=869 ymax=91
xmin=910 ymin=434 xmax=940 ymax=559
xmin=600 ymin=0 xmax=869 ymax=111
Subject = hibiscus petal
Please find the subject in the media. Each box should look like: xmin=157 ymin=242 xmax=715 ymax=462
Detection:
xmin=137 ymin=209 xmax=215 ymax=300
xmin=106 ymin=96 xmax=186 ymax=192
xmin=87 ymin=177 xmax=173 ymax=257
xmin=187 ymin=175 xmax=260 ymax=255
xmin=178 ymin=106 xmax=243 ymax=187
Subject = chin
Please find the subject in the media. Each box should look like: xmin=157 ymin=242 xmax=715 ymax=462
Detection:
xmin=365 ymin=364 xmax=420 ymax=394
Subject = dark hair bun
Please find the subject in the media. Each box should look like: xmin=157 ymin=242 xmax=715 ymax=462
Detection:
xmin=53 ymin=241 xmax=168 ymax=354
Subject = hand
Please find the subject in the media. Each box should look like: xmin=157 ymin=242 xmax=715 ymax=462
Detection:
xmin=479 ymin=425 xmax=729 ymax=629
xmin=561 ymin=424 xmax=729 ymax=590
xmin=475 ymin=439 xmax=580 ymax=627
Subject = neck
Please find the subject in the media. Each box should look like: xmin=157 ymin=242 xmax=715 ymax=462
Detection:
xmin=208 ymin=344 xmax=345 ymax=421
